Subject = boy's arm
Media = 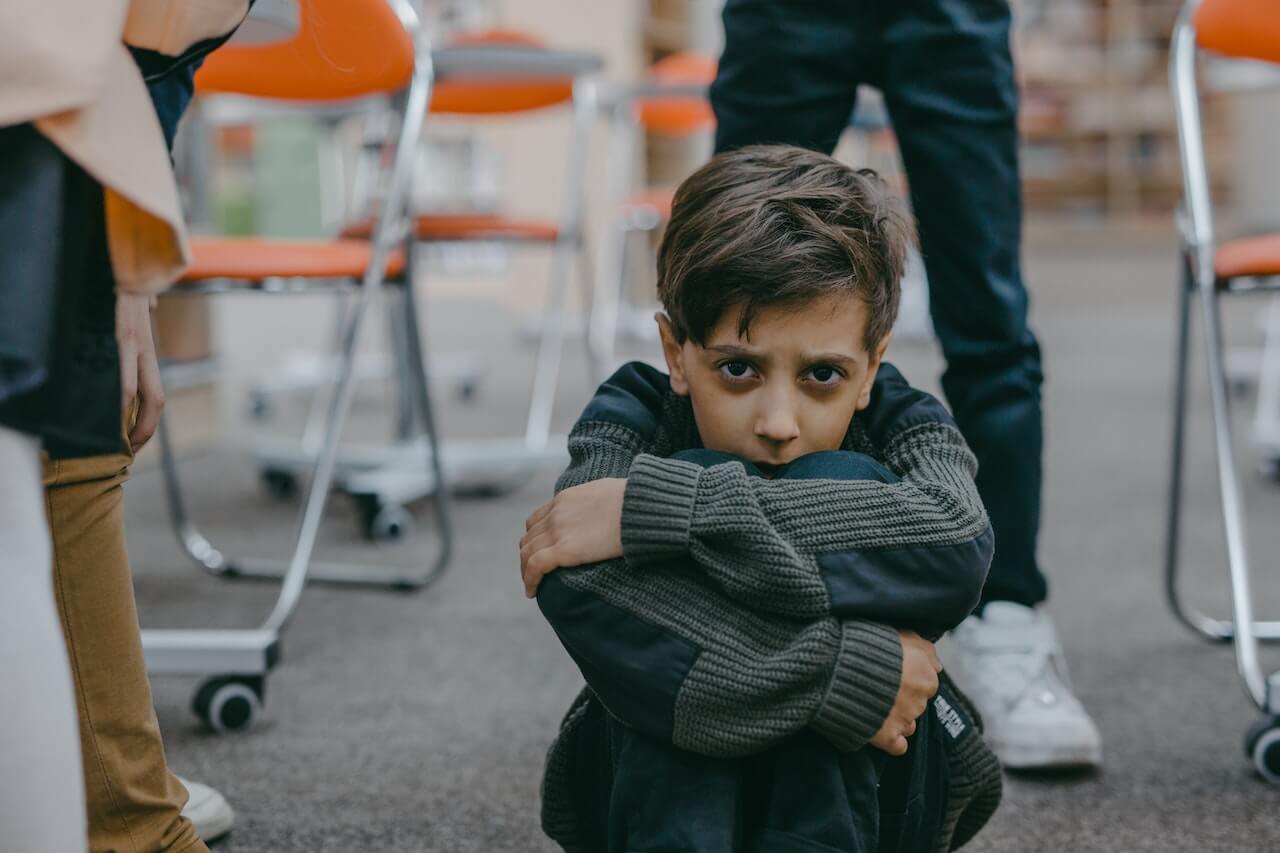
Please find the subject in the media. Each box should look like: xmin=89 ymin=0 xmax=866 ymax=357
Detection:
xmin=620 ymin=365 xmax=993 ymax=637
xmin=537 ymin=567 xmax=904 ymax=758
xmin=535 ymin=419 xmax=912 ymax=758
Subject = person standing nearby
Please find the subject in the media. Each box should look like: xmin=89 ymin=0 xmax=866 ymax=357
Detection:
xmin=710 ymin=0 xmax=1102 ymax=768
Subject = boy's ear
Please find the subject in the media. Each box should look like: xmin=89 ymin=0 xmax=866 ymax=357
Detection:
xmin=856 ymin=332 xmax=893 ymax=411
xmin=655 ymin=313 xmax=690 ymax=395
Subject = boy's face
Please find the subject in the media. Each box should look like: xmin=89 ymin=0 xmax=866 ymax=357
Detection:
xmin=658 ymin=292 xmax=890 ymax=475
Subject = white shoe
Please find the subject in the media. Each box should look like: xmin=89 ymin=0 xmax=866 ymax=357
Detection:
xmin=177 ymin=776 xmax=235 ymax=843
xmin=944 ymin=602 xmax=1103 ymax=769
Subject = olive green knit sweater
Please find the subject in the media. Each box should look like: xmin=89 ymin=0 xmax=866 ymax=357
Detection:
xmin=537 ymin=362 xmax=1001 ymax=851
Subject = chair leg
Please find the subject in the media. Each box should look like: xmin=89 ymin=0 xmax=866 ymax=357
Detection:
xmin=588 ymin=216 xmax=632 ymax=385
xmin=1197 ymin=270 xmax=1274 ymax=711
xmin=1252 ymin=295 xmax=1280 ymax=454
xmin=525 ymin=236 xmax=577 ymax=450
xmin=159 ymin=408 xmax=233 ymax=577
xmin=1164 ymin=251 xmax=1216 ymax=638
xmin=576 ymin=229 xmax=601 ymax=387
xmin=1165 ymin=253 xmax=1280 ymax=651
xmin=396 ymin=272 xmax=453 ymax=587
xmin=159 ymin=282 xmax=444 ymax=592
xmin=388 ymin=284 xmax=416 ymax=442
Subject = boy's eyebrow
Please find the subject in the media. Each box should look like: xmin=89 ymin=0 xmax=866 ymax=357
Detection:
xmin=704 ymin=344 xmax=860 ymax=367
xmin=804 ymin=351 xmax=860 ymax=367
xmin=705 ymin=344 xmax=764 ymax=360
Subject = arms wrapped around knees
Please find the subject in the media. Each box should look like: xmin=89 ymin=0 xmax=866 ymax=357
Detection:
xmin=625 ymin=435 xmax=993 ymax=639
xmin=534 ymin=425 xmax=905 ymax=757
xmin=538 ymin=564 xmax=904 ymax=757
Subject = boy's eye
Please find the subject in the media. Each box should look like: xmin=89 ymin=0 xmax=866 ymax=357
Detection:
xmin=719 ymin=360 xmax=757 ymax=380
xmin=806 ymin=365 xmax=843 ymax=385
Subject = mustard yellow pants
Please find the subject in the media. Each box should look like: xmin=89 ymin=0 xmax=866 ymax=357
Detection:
xmin=44 ymin=423 xmax=209 ymax=853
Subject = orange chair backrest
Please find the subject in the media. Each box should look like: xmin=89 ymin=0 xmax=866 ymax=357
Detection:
xmin=195 ymin=0 xmax=415 ymax=101
xmin=429 ymin=29 xmax=575 ymax=115
xmin=635 ymin=53 xmax=717 ymax=136
xmin=1195 ymin=0 xmax=1280 ymax=64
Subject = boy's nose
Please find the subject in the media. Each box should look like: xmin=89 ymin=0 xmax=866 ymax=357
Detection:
xmin=754 ymin=399 xmax=801 ymax=445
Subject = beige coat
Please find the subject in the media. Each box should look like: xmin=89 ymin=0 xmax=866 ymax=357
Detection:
xmin=0 ymin=0 xmax=249 ymax=293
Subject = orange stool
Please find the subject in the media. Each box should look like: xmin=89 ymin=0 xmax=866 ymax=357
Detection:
xmin=1164 ymin=0 xmax=1280 ymax=782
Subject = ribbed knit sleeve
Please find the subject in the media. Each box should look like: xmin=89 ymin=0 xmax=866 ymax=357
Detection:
xmin=620 ymin=454 xmax=701 ymax=566
xmin=810 ymin=621 xmax=903 ymax=750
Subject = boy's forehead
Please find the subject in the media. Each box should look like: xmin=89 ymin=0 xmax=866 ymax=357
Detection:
xmin=702 ymin=293 xmax=871 ymax=357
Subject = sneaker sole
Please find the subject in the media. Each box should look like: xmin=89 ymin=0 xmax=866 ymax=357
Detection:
xmin=188 ymin=803 xmax=235 ymax=843
xmin=993 ymin=737 xmax=1102 ymax=770
xmin=193 ymin=810 xmax=234 ymax=844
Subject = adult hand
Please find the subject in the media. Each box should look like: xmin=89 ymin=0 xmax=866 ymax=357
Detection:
xmin=869 ymin=630 xmax=941 ymax=756
xmin=115 ymin=292 xmax=165 ymax=452
xmin=520 ymin=478 xmax=626 ymax=597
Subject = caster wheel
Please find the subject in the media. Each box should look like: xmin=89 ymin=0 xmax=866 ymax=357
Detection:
xmin=193 ymin=676 xmax=263 ymax=733
xmin=261 ymin=468 xmax=299 ymax=502
xmin=1245 ymin=717 xmax=1280 ymax=784
xmin=356 ymin=496 xmax=413 ymax=542
xmin=370 ymin=505 xmax=414 ymax=542
xmin=456 ymin=380 xmax=478 ymax=402
xmin=1260 ymin=458 xmax=1280 ymax=483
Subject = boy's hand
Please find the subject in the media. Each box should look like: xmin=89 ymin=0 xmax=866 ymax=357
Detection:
xmin=869 ymin=630 xmax=942 ymax=756
xmin=520 ymin=478 xmax=626 ymax=597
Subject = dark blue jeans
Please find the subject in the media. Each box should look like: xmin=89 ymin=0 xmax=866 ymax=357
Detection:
xmin=581 ymin=450 xmax=944 ymax=853
xmin=711 ymin=0 xmax=1045 ymax=608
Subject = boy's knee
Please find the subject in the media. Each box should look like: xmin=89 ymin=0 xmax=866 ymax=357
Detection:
xmin=777 ymin=450 xmax=898 ymax=483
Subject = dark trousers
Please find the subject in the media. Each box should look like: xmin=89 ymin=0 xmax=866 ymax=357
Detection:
xmin=711 ymin=0 xmax=1046 ymax=608
xmin=577 ymin=450 xmax=947 ymax=853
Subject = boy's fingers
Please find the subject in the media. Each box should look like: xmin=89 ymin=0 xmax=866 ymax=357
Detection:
xmin=525 ymin=500 xmax=553 ymax=531
xmin=519 ymin=532 xmax=554 ymax=567
xmin=886 ymin=735 xmax=908 ymax=756
xmin=523 ymin=548 xmax=559 ymax=597
xmin=524 ymin=515 xmax=552 ymax=541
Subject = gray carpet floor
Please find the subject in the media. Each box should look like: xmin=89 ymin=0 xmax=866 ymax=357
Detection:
xmin=127 ymin=223 xmax=1280 ymax=852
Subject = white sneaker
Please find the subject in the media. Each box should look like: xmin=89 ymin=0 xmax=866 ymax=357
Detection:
xmin=944 ymin=602 xmax=1103 ymax=769
xmin=177 ymin=776 xmax=235 ymax=843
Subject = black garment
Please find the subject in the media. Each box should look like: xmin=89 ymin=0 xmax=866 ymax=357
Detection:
xmin=0 ymin=59 xmax=201 ymax=458
xmin=570 ymin=676 xmax=971 ymax=853
xmin=0 ymin=124 xmax=121 ymax=457
xmin=711 ymin=0 xmax=1046 ymax=608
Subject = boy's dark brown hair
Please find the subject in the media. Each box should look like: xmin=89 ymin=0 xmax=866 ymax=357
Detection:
xmin=656 ymin=144 xmax=914 ymax=351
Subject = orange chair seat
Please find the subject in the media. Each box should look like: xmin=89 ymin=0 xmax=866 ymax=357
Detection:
xmin=1215 ymin=234 xmax=1280 ymax=281
xmin=621 ymin=188 xmax=675 ymax=220
xmin=179 ymin=237 xmax=405 ymax=283
xmin=342 ymin=213 xmax=560 ymax=243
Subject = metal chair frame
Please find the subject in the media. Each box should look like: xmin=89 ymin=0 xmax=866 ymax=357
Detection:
xmin=142 ymin=0 xmax=451 ymax=732
xmin=1165 ymin=0 xmax=1280 ymax=727
xmin=246 ymin=41 xmax=605 ymax=507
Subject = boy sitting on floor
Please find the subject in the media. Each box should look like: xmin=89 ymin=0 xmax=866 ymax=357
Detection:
xmin=520 ymin=145 xmax=1002 ymax=852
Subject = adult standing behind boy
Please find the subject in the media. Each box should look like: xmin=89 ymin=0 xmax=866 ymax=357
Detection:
xmin=710 ymin=0 xmax=1101 ymax=768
